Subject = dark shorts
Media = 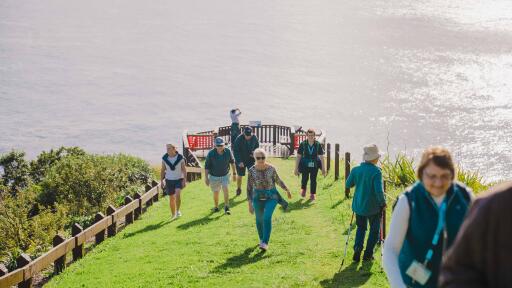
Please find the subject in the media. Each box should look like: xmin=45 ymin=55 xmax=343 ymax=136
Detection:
xmin=165 ymin=179 xmax=183 ymax=196
xmin=236 ymin=160 xmax=254 ymax=176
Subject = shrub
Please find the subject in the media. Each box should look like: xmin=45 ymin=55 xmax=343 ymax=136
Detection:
xmin=39 ymin=153 xmax=152 ymax=220
xmin=0 ymin=185 xmax=67 ymax=270
xmin=0 ymin=150 xmax=31 ymax=196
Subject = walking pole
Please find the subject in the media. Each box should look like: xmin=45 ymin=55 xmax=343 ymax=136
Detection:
xmin=341 ymin=212 xmax=355 ymax=269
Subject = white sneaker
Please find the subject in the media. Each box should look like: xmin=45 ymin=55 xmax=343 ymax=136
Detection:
xmin=177 ymin=211 xmax=182 ymax=217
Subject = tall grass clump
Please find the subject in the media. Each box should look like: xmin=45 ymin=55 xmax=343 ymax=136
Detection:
xmin=380 ymin=152 xmax=489 ymax=194
xmin=380 ymin=153 xmax=416 ymax=187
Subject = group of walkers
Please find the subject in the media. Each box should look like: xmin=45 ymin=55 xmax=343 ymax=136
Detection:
xmin=160 ymin=108 xmax=512 ymax=287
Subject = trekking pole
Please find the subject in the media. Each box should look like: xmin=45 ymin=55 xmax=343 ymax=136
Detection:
xmin=341 ymin=212 xmax=355 ymax=269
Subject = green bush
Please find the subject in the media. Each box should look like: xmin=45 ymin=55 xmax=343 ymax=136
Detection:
xmin=29 ymin=147 xmax=86 ymax=183
xmin=39 ymin=153 xmax=152 ymax=220
xmin=0 ymin=150 xmax=31 ymax=196
xmin=0 ymin=148 xmax=153 ymax=268
xmin=0 ymin=185 xmax=67 ymax=270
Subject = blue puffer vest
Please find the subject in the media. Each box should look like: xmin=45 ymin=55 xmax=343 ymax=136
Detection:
xmin=398 ymin=181 xmax=472 ymax=288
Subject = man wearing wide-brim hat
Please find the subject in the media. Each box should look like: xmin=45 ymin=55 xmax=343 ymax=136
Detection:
xmin=345 ymin=144 xmax=386 ymax=262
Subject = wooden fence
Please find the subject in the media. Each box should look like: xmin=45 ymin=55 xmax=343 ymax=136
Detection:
xmin=0 ymin=180 xmax=163 ymax=288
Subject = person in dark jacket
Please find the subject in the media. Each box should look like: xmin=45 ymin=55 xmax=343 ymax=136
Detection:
xmin=294 ymin=128 xmax=326 ymax=201
xmin=439 ymin=182 xmax=512 ymax=288
xmin=230 ymin=108 xmax=242 ymax=145
xmin=233 ymin=126 xmax=259 ymax=196
xmin=382 ymin=147 xmax=473 ymax=288
xmin=346 ymin=144 xmax=385 ymax=262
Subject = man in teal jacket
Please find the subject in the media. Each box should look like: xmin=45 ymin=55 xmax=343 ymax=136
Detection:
xmin=345 ymin=144 xmax=385 ymax=262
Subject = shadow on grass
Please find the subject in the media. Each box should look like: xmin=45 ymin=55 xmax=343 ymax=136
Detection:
xmin=176 ymin=211 xmax=223 ymax=230
xmin=285 ymin=199 xmax=314 ymax=212
xmin=123 ymin=220 xmax=170 ymax=238
xmin=320 ymin=260 xmax=374 ymax=288
xmin=212 ymin=246 xmax=267 ymax=273
xmin=330 ymin=198 xmax=347 ymax=209
xmin=228 ymin=196 xmax=246 ymax=209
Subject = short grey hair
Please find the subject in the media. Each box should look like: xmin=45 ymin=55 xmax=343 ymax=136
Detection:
xmin=253 ymin=148 xmax=267 ymax=158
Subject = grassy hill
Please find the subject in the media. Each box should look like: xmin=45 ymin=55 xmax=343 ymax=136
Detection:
xmin=45 ymin=159 xmax=397 ymax=288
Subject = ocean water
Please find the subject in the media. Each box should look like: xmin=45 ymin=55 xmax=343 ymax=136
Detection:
xmin=1 ymin=0 xmax=511 ymax=181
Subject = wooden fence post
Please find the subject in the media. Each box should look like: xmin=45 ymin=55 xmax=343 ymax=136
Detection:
xmin=326 ymin=143 xmax=331 ymax=172
xmin=334 ymin=144 xmax=340 ymax=180
xmin=52 ymin=234 xmax=66 ymax=274
xmin=152 ymin=180 xmax=159 ymax=202
xmin=72 ymin=224 xmax=84 ymax=261
xmin=145 ymin=184 xmax=153 ymax=207
xmin=272 ymin=126 xmax=277 ymax=146
xmin=345 ymin=152 xmax=351 ymax=197
xmin=106 ymin=205 xmax=117 ymax=237
xmin=94 ymin=212 xmax=106 ymax=244
xmin=16 ymin=253 xmax=32 ymax=288
xmin=0 ymin=263 xmax=8 ymax=277
xmin=124 ymin=196 xmax=134 ymax=224
xmin=133 ymin=192 xmax=142 ymax=220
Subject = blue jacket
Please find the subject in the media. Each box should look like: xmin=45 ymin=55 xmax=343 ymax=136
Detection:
xmin=398 ymin=181 xmax=472 ymax=288
xmin=345 ymin=162 xmax=385 ymax=216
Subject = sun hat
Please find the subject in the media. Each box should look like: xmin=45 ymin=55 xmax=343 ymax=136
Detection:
xmin=363 ymin=144 xmax=382 ymax=161
xmin=214 ymin=137 xmax=225 ymax=146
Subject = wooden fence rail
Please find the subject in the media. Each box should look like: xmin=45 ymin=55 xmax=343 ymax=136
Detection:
xmin=0 ymin=181 xmax=162 ymax=288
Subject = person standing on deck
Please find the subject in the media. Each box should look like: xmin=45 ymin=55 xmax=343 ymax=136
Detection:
xmin=247 ymin=148 xmax=292 ymax=251
xmin=345 ymin=144 xmax=385 ymax=262
xmin=233 ymin=126 xmax=259 ymax=196
xmin=230 ymin=108 xmax=242 ymax=145
xmin=160 ymin=143 xmax=187 ymax=220
xmin=294 ymin=128 xmax=326 ymax=201
xmin=204 ymin=137 xmax=237 ymax=214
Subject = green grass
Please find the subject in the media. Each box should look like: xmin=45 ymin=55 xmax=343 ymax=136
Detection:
xmin=45 ymin=159 xmax=398 ymax=288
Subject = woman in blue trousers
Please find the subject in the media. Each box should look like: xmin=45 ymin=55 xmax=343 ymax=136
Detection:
xmin=247 ymin=148 xmax=292 ymax=251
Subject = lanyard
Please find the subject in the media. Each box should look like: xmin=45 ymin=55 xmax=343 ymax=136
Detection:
xmin=307 ymin=143 xmax=315 ymax=157
xmin=423 ymin=200 xmax=447 ymax=266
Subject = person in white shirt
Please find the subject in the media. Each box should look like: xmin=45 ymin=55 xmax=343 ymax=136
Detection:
xmin=160 ymin=143 xmax=187 ymax=220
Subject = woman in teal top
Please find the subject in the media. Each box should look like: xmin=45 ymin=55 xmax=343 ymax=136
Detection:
xmin=294 ymin=129 xmax=326 ymax=201
xmin=383 ymin=147 xmax=473 ymax=288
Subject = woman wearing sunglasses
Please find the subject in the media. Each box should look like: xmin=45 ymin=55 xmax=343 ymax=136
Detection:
xmin=247 ymin=148 xmax=292 ymax=251
xmin=383 ymin=147 xmax=473 ymax=288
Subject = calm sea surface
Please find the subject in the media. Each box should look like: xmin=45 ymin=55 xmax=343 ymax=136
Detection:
xmin=1 ymin=0 xmax=512 ymax=181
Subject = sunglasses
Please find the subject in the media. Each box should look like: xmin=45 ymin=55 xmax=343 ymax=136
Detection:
xmin=256 ymin=156 xmax=266 ymax=160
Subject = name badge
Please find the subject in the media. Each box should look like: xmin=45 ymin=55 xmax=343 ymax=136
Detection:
xmin=406 ymin=260 xmax=431 ymax=285
xmin=307 ymin=161 xmax=315 ymax=168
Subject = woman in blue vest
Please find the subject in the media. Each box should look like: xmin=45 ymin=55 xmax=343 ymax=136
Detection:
xmin=294 ymin=129 xmax=326 ymax=201
xmin=383 ymin=147 xmax=473 ymax=288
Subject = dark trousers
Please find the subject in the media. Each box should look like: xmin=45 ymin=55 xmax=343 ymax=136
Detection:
xmin=230 ymin=123 xmax=240 ymax=144
xmin=354 ymin=213 xmax=381 ymax=257
xmin=301 ymin=167 xmax=319 ymax=194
